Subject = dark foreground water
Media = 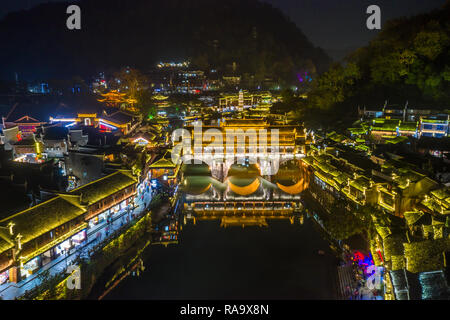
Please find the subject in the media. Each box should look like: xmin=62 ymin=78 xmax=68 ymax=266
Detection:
xmin=105 ymin=217 xmax=339 ymax=299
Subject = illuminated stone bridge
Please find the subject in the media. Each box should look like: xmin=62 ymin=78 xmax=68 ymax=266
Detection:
xmin=181 ymin=160 xmax=307 ymax=227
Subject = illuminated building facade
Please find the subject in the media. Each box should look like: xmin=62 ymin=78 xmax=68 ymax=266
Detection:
xmin=0 ymin=170 xmax=137 ymax=284
xmin=179 ymin=119 xmax=306 ymax=226
xmin=179 ymin=118 xmax=306 ymax=166
xmin=348 ymin=117 xmax=419 ymax=144
xmin=151 ymin=62 xmax=211 ymax=94
xmin=300 ymin=140 xmax=450 ymax=299
xmin=148 ymin=151 xmax=181 ymax=189
xmin=221 ymin=76 xmax=241 ymax=87
xmin=50 ymin=111 xmax=139 ymax=135
xmin=370 ymin=118 xmax=418 ymax=141
xmin=97 ymin=90 xmax=127 ymax=107
xmin=12 ymin=137 xmax=44 ymax=164
xmin=358 ymin=105 xmax=449 ymax=139
xmin=218 ymin=91 xmax=275 ymax=111
xmin=301 ymin=146 xmax=437 ymax=218
xmin=419 ymin=114 xmax=449 ymax=138
xmin=182 ymin=161 xmax=303 ymax=227
xmin=130 ymin=133 xmax=155 ymax=147
xmin=2 ymin=115 xmax=46 ymax=138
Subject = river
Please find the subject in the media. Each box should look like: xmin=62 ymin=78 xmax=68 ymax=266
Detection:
xmin=104 ymin=216 xmax=340 ymax=299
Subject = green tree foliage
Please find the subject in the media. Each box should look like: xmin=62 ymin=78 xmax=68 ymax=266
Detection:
xmin=370 ymin=51 xmax=403 ymax=83
xmin=270 ymin=88 xmax=303 ymax=114
xmin=136 ymin=89 xmax=156 ymax=119
xmin=353 ymin=13 xmax=450 ymax=103
xmin=308 ymin=62 xmax=361 ymax=110
xmin=110 ymin=67 xmax=149 ymax=100
xmin=300 ymin=4 xmax=450 ymax=120
xmin=414 ymin=28 xmax=449 ymax=61
xmin=321 ymin=201 xmax=366 ymax=240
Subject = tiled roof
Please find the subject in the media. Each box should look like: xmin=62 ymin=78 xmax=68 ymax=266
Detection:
xmin=0 ymin=194 xmax=87 ymax=254
xmin=69 ymin=170 xmax=137 ymax=205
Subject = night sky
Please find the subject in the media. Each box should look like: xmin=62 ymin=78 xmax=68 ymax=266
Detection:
xmin=0 ymin=0 xmax=447 ymax=59
xmin=264 ymin=0 xmax=446 ymax=55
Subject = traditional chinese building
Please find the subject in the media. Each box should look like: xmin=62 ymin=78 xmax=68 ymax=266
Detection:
xmin=50 ymin=110 xmax=139 ymax=135
xmin=419 ymin=114 xmax=449 ymax=138
xmin=2 ymin=115 xmax=46 ymax=138
xmin=218 ymin=91 xmax=275 ymax=111
xmin=97 ymin=90 xmax=127 ymax=107
xmin=148 ymin=150 xmax=181 ymax=189
xmin=182 ymin=161 xmax=302 ymax=227
xmin=178 ymin=118 xmax=306 ymax=170
xmin=0 ymin=170 xmax=137 ymax=284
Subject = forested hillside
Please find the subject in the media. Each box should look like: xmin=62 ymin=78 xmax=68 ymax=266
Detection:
xmin=305 ymin=1 xmax=450 ymax=116
xmin=0 ymin=0 xmax=330 ymax=84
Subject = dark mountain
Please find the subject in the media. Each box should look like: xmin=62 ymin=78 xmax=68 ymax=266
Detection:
xmin=304 ymin=0 xmax=450 ymax=118
xmin=0 ymin=0 xmax=330 ymax=84
xmin=345 ymin=0 xmax=450 ymax=106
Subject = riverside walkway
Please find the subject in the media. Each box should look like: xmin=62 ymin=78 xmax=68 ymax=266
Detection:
xmin=0 ymin=189 xmax=152 ymax=300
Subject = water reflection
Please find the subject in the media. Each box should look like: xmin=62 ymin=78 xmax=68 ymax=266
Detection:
xmin=103 ymin=161 xmax=339 ymax=299
xmin=105 ymin=215 xmax=339 ymax=300
xmin=179 ymin=161 xmax=305 ymax=233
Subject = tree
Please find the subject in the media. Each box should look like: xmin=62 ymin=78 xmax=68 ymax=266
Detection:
xmin=307 ymin=62 xmax=361 ymax=110
xmin=111 ymin=67 xmax=149 ymax=100
xmin=322 ymin=201 xmax=366 ymax=240
xmin=136 ymin=89 xmax=157 ymax=119
xmin=298 ymin=4 xmax=450 ymax=122
xmin=370 ymin=52 xmax=403 ymax=83
xmin=414 ymin=30 xmax=449 ymax=61
xmin=270 ymin=88 xmax=308 ymax=115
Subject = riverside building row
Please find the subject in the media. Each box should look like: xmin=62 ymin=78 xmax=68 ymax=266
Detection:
xmin=302 ymin=146 xmax=438 ymax=218
xmin=357 ymin=105 xmax=450 ymax=139
xmin=301 ymin=142 xmax=450 ymax=299
xmin=0 ymin=170 xmax=137 ymax=285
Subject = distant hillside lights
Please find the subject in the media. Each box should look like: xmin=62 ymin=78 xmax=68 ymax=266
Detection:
xmin=157 ymin=62 xmax=190 ymax=68
xmin=171 ymin=121 xmax=281 ymax=175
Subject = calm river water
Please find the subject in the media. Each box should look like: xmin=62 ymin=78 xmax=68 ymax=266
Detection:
xmin=105 ymin=216 xmax=339 ymax=299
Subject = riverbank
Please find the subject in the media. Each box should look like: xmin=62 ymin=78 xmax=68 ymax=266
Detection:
xmin=301 ymin=191 xmax=385 ymax=300
xmin=20 ymin=209 xmax=153 ymax=300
